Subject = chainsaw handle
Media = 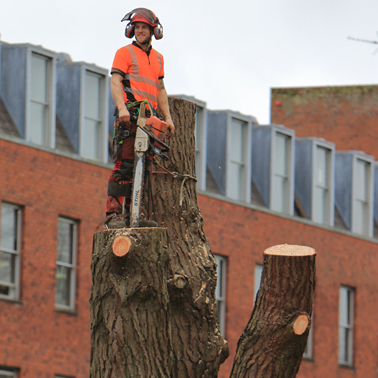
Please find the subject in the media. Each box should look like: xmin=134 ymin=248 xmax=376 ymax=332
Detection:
xmin=138 ymin=125 xmax=171 ymax=153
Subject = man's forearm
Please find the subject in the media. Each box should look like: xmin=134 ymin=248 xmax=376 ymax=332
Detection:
xmin=110 ymin=80 xmax=127 ymax=112
xmin=157 ymin=88 xmax=172 ymax=121
xmin=157 ymin=86 xmax=175 ymax=138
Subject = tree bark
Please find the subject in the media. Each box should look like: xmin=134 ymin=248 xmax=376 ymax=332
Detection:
xmin=152 ymin=97 xmax=229 ymax=377
xmin=230 ymin=244 xmax=316 ymax=378
xmin=90 ymin=97 xmax=228 ymax=378
xmin=90 ymin=228 xmax=171 ymax=378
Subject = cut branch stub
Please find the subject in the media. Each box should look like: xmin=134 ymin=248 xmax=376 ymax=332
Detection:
xmin=230 ymin=244 xmax=316 ymax=378
xmin=293 ymin=314 xmax=310 ymax=335
xmin=112 ymin=234 xmax=132 ymax=257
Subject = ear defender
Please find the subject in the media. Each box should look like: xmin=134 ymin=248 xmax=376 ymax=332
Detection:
xmin=125 ymin=23 xmax=135 ymax=38
xmin=153 ymin=25 xmax=163 ymax=40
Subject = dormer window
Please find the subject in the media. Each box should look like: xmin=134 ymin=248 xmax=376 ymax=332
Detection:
xmin=30 ymin=53 xmax=49 ymax=144
xmin=228 ymin=118 xmax=249 ymax=201
xmin=335 ymin=152 xmax=374 ymax=237
xmin=271 ymin=129 xmax=295 ymax=214
xmin=56 ymin=62 xmax=109 ymax=163
xmin=207 ymin=110 xmax=253 ymax=202
xmin=353 ymin=158 xmax=373 ymax=235
xmin=1 ymin=44 xmax=56 ymax=146
xmin=272 ymin=132 xmax=291 ymax=212
xmin=28 ymin=51 xmax=55 ymax=147
xmin=83 ymin=71 xmax=102 ymax=160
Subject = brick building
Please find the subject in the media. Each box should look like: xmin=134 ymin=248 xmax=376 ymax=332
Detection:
xmin=0 ymin=41 xmax=378 ymax=378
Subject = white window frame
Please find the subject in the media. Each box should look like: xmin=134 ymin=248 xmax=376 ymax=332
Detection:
xmin=26 ymin=48 xmax=56 ymax=148
xmin=215 ymin=254 xmax=227 ymax=335
xmin=303 ymin=312 xmax=314 ymax=359
xmin=79 ymin=66 xmax=109 ymax=163
xmin=194 ymin=101 xmax=207 ymax=191
xmin=55 ymin=217 xmax=77 ymax=311
xmin=0 ymin=369 xmax=17 ymax=378
xmin=270 ymin=127 xmax=295 ymax=215
xmin=311 ymin=141 xmax=335 ymax=226
xmin=351 ymin=155 xmax=374 ymax=237
xmin=338 ymin=285 xmax=354 ymax=366
xmin=226 ymin=114 xmax=252 ymax=202
xmin=254 ymin=264 xmax=263 ymax=301
xmin=0 ymin=203 xmax=22 ymax=301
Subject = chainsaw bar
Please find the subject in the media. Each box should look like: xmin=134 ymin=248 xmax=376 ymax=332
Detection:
xmin=130 ymin=151 xmax=145 ymax=228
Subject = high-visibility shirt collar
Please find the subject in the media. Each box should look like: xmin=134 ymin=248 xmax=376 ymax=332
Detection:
xmin=132 ymin=41 xmax=152 ymax=56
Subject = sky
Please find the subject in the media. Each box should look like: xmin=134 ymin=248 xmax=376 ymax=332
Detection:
xmin=1 ymin=0 xmax=378 ymax=124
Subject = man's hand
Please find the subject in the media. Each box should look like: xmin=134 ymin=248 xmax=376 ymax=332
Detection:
xmin=165 ymin=116 xmax=175 ymax=138
xmin=118 ymin=107 xmax=130 ymax=125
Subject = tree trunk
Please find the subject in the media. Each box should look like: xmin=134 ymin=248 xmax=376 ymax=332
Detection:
xmin=90 ymin=97 xmax=228 ymax=378
xmin=90 ymin=228 xmax=171 ymax=377
xmin=152 ymin=98 xmax=229 ymax=377
xmin=230 ymin=244 xmax=316 ymax=378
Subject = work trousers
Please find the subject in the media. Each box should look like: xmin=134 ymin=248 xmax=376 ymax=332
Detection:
xmin=105 ymin=120 xmax=137 ymax=215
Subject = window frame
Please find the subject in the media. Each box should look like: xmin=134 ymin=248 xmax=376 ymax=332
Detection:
xmin=226 ymin=113 xmax=253 ymax=202
xmin=26 ymin=48 xmax=56 ymax=148
xmin=214 ymin=254 xmax=227 ymax=336
xmin=0 ymin=369 xmax=17 ymax=378
xmin=55 ymin=217 xmax=78 ymax=311
xmin=338 ymin=285 xmax=354 ymax=367
xmin=254 ymin=264 xmax=263 ymax=301
xmin=193 ymin=101 xmax=208 ymax=191
xmin=311 ymin=141 xmax=335 ymax=226
xmin=0 ymin=202 xmax=22 ymax=301
xmin=79 ymin=66 xmax=109 ymax=163
xmin=351 ymin=155 xmax=374 ymax=237
xmin=303 ymin=312 xmax=314 ymax=360
xmin=270 ymin=127 xmax=295 ymax=215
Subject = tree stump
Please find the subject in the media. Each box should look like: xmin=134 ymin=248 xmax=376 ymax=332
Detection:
xmin=230 ymin=244 xmax=316 ymax=378
xmin=89 ymin=228 xmax=171 ymax=377
xmin=90 ymin=98 xmax=228 ymax=378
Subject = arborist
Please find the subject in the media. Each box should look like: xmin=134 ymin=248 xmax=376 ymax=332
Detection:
xmin=105 ymin=8 xmax=175 ymax=225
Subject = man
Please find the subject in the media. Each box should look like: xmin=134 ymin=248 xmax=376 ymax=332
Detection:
xmin=105 ymin=8 xmax=174 ymax=224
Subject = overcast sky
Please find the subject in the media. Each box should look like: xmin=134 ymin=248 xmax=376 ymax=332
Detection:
xmin=1 ymin=0 xmax=378 ymax=124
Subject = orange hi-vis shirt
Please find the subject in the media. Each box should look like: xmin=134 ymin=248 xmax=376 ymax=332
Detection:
xmin=111 ymin=42 xmax=164 ymax=110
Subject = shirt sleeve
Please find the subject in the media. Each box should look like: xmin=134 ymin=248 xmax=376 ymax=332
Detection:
xmin=111 ymin=47 xmax=131 ymax=77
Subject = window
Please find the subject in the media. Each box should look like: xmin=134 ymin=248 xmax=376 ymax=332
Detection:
xmin=55 ymin=218 xmax=77 ymax=310
xmin=195 ymin=109 xmax=200 ymax=164
xmin=227 ymin=117 xmax=252 ymax=201
xmin=193 ymin=102 xmax=207 ymax=191
xmin=29 ymin=53 xmax=54 ymax=146
xmin=254 ymin=264 xmax=263 ymax=301
xmin=228 ymin=118 xmax=245 ymax=200
xmin=215 ymin=255 xmax=226 ymax=335
xmin=0 ymin=203 xmax=21 ymax=300
xmin=272 ymin=132 xmax=292 ymax=213
xmin=83 ymin=71 xmax=102 ymax=160
xmin=339 ymin=286 xmax=354 ymax=366
xmin=313 ymin=145 xmax=333 ymax=225
xmin=0 ymin=369 xmax=17 ymax=378
xmin=353 ymin=159 xmax=371 ymax=235
xmin=303 ymin=313 xmax=314 ymax=359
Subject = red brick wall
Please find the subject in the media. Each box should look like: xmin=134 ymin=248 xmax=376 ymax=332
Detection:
xmin=271 ymin=86 xmax=378 ymax=159
xmin=0 ymin=139 xmax=110 ymax=378
xmin=198 ymin=194 xmax=378 ymax=378
xmin=1 ymin=137 xmax=377 ymax=377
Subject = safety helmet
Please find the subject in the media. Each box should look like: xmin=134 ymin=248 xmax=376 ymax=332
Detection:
xmin=122 ymin=8 xmax=163 ymax=40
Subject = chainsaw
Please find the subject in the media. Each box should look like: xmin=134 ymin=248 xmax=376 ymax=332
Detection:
xmin=126 ymin=100 xmax=170 ymax=228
